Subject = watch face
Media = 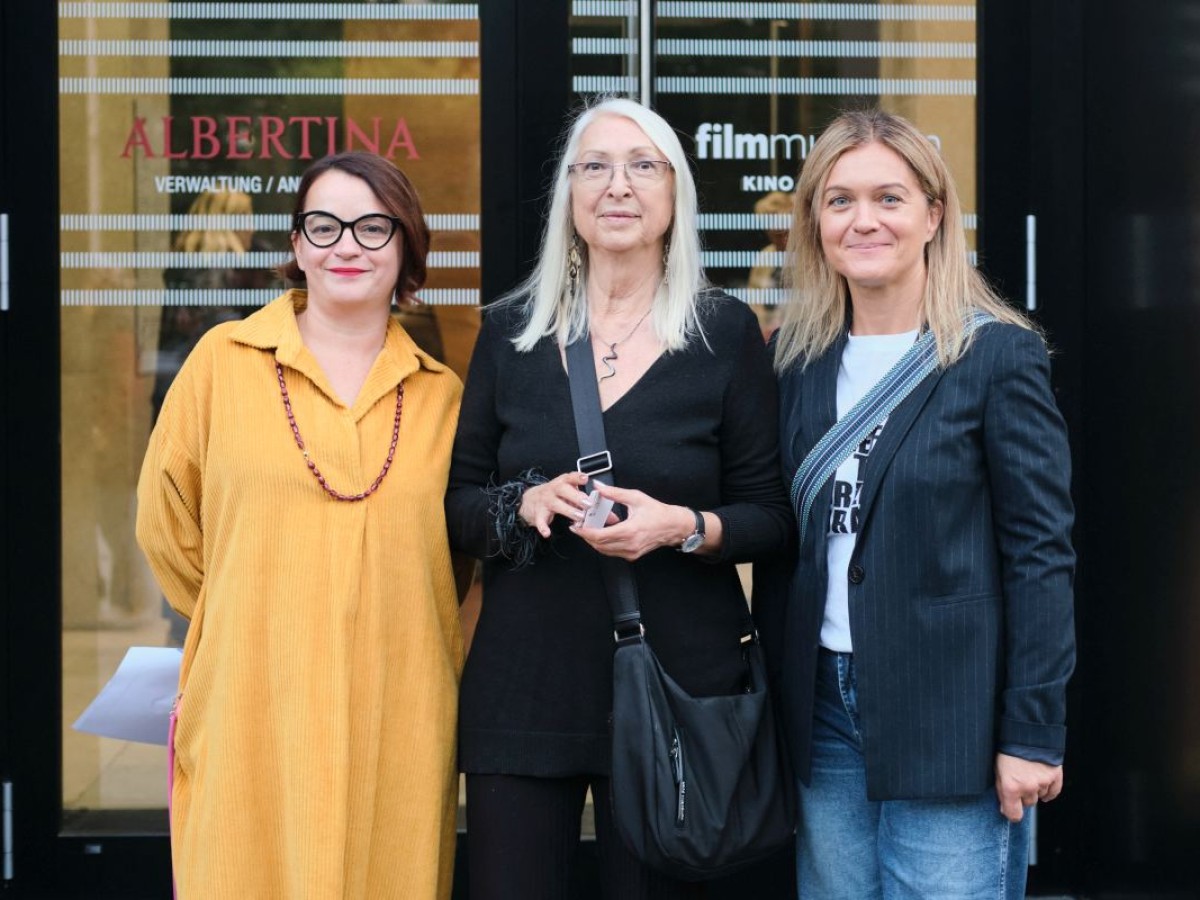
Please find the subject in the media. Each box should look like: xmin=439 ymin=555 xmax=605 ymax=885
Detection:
xmin=681 ymin=532 xmax=705 ymax=553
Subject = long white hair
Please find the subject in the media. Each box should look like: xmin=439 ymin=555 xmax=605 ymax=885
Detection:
xmin=507 ymin=97 xmax=707 ymax=353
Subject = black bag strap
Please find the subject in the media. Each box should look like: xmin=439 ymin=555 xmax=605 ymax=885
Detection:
xmin=564 ymin=336 xmax=644 ymax=644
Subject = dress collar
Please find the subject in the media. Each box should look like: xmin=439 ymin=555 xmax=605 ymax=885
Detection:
xmin=230 ymin=289 xmax=448 ymax=417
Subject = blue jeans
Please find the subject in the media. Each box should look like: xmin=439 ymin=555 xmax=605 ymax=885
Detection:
xmin=797 ymin=649 xmax=1031 ymax=900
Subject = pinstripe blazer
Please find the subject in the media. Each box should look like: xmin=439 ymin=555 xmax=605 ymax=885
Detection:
xmin=755 ymin=321 xmax=1076 ymax=800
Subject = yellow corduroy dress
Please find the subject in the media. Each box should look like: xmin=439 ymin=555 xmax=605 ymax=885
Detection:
xmin=136 ymin=291 xmax=464 ymax=899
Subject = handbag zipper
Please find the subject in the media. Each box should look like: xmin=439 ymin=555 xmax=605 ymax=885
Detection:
xmin=670 ymin=730 xmax=686 ymax=825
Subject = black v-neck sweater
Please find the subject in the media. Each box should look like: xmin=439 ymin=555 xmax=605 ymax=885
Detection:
xmin=446 ymin=291 xmax=791 ymax=776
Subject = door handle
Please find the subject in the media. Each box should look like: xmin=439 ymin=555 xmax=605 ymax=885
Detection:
xmin=1025 ymin=214 xmax=1037 ymax=312
xmin=1 ymin=213 xmax=10 ymax=312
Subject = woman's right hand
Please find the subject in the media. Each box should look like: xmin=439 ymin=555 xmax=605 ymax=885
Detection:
xmin=519 ymin=471 xmax=591 ymax=538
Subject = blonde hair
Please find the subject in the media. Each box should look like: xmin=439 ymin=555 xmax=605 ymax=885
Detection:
xmin=774 ymin=109 xmax=1032 ymax=372
xmin=507 ymin=97 xmax=707 ymax=353
xmin=173 ymin=189 xmax=254 ymax=254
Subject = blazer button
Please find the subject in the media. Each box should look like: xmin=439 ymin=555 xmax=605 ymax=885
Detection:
xmin=848 ymin=564 xmax=865 ymax=584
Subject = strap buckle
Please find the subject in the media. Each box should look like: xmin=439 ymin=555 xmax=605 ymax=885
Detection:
xmin=613 ymin=611 xmax=644 ymax=646
xmin=613 ymin=621 xmax=645 ymax=646
xmin=576 ymin=450 xmax=613 ymax=479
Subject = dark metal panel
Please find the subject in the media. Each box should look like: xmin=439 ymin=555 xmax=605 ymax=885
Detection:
xmin=0 ymin=1 xmax=566 ymax=896
xmin=0 ymin=0 xmax=11 ymax=843
xmin=1 ymin=0 xmax=64 ymax=895
xmin=480 ymin=0 xmax=572 ymax=306
xmin=978 ymin=0 xmax=1033 ymax=310
xmin=1025 ymin=1 xmax=1089 ymax=888
xmin=984 ymin=0 xmax=1200 ymax=893
xmin=979 ymin=1 xmax=1090 ymax=892
xmin=1074 ymin=0 xmax=1200 ymax=893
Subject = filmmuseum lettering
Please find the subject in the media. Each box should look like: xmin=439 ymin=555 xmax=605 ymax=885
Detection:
xmin=694 ymin=123 xmax=943 ymax=192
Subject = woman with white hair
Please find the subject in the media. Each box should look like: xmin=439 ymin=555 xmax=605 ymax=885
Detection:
xmin=446 ymin=98 xmax=791 ymax=898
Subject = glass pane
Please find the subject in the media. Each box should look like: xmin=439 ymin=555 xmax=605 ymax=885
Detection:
xmin=571 ymin=0 xmax=978 ymax=336
xmin=653 ymin=0 xmax=978 ymax=334
xmin=566 ymin=0 xmax=976 ymax=839
xmin=572 ymin=0 xmax=640 ymax=97
xmin=59 ymin=1 xmax=481 ymax=819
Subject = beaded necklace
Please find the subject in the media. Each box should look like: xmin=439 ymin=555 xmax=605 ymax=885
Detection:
xmin=275 ymin=362 xmax=403 ymax=502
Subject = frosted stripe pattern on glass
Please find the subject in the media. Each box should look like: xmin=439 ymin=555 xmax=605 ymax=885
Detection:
xmin=59 ymin=2 xmax=480 ymax=20
xmin=572 ymin=38 xmax=638 ymax=55
xmin=657 ymin=77 xmax=975 ymax=95
xmin=571 ymin=1 xmax=637 ymax=16
xmin=724 ymin=288 xmax=789 ymax=306
xmin=60 ymin=77 xmax=478 ymax=95
xmin=60 ymin=214 xmax=481 ymax=231
xmin=697 ymin=214 xmax=978 ymax=230
xmin=656 ymin=39 xmax=974 ymax=58
xmin=62 ymin=251 xmax=481 ymax=269
xmin=59 ymin=39 xmax=478 ymax=57
xmin=573 ymin=76 xmax=640 ymax=93
xmin=61 ymin=288 xmax=482 ymax=307
xmin=655 ymin=3 xmax=974 ymax=21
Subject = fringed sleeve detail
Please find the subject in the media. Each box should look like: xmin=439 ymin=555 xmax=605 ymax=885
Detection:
xmin=485 ymin=468 xmax=550 ymax=569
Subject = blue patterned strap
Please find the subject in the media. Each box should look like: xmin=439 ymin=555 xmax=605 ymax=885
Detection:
xmin=789 ymin=312 xmax=995 ymax=544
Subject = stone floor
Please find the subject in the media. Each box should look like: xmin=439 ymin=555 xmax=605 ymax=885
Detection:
xmin=62 ymin=618 xmax=173 ymax=811
xmin=59 ymin=618 xmax=583 ymax=834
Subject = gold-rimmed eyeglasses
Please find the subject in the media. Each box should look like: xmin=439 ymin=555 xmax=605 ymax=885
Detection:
xmin=567 ymin=159 xmax=673 ymax=185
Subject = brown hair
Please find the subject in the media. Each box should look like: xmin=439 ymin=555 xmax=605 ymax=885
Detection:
xmin=278 ymin=151 xmax=430 ymax=304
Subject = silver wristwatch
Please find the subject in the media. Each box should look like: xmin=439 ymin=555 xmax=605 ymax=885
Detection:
xmin=680 ymin=509 xmax=706 ymax=553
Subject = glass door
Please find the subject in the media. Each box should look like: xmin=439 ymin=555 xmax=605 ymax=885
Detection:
xmin=4 ymin=3 xmax=483 ymax=896
xmin=563 ymin=0 xmax=979 ymax=876
xmin=1 ymin=2 xmax=1044 ymax=897
xmin=570 ymin=0 xmax=979 ymax=331
xmin=59 ymin=0 xmax=483 ymax=815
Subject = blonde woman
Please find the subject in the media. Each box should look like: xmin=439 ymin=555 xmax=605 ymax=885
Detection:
xmin=761 ymin=109 xmax=1076 ymax=899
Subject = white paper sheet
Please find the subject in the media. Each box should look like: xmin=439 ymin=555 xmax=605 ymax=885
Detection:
xmin=72 ymin=646 xmax=183 ymax=746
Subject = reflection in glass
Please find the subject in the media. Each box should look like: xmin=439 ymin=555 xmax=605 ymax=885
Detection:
xmin=59 ymin=3 xmax=481 ymax=817
xmin=571 ymin=2 xmax=978 ymax=338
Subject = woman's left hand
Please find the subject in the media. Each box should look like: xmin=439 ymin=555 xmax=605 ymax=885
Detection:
xmin=570 ymin=483 xmax=697 ymax=561
xmin=994 ymin=752 xmax=1064 ymax=822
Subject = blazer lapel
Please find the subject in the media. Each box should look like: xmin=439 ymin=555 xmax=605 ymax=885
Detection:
xmin=854 ymin=363 xmax=946 ymax=529
xmin=794 ymin=334 xmax=845 ymax=552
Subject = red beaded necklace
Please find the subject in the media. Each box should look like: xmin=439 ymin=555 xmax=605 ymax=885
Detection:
xmin=275 ymin=362 xmax=403 ymax=502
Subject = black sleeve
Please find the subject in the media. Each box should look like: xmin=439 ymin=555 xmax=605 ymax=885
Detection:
xmin=445 ymin=312 xmax=507 ymax=560
xmin=709 ymin=301 xmax=794 ymax=564
xmin=983 ymin=326 xmax=1076 ymax=757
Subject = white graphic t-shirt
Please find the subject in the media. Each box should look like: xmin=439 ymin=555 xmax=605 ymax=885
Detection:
xmin=822 ymin=329 xmax=918 ymax=652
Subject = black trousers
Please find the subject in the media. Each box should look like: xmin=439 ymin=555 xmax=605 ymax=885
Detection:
xmin=465 ymin=773 xmax=706 ymax=900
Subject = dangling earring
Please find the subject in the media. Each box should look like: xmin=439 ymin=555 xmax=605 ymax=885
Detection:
xmin=661 ymin=235 xmax=671 ymax=287
xmin=568 ymin=233 xmax=583 ymax=296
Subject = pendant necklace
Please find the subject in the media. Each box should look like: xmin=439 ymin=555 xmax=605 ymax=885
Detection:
xmin=591 ymin=306 xmax=652 ymax=381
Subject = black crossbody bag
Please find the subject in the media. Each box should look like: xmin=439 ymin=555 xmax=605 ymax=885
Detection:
xmin=565 ymin=335 xmax=796 ymax=881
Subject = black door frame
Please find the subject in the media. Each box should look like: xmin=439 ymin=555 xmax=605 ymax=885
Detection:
xmin=0 ymin=2 xmax=572 ymax=897
xmin=2 ymin=1 xmax=1121 ymax=896
xmin=2 ymin=0 xmax=180 ymax=894
xmin=979 ymin=0 xmax=1091 ymax=892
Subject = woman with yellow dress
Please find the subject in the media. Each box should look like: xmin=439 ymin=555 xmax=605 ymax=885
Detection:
xmin=136 ymin=151 xmax=463 ymax=899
